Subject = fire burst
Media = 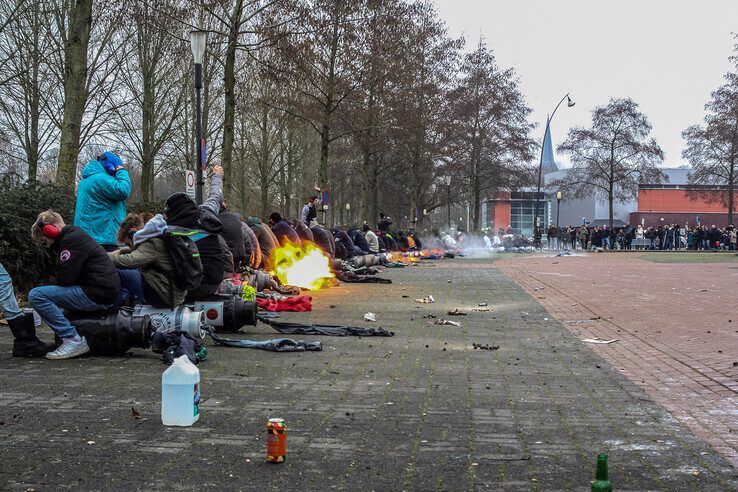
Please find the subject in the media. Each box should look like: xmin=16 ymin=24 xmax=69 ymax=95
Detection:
xmin=272 ymin=241 xmax=335 ymax=290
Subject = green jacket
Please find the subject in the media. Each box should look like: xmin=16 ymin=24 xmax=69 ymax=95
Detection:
xmin=110 ymin=237 xmax=186 ymax=307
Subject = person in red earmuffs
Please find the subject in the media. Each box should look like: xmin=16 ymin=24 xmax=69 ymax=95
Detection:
xmin=27 ymin=210 xmax=120 ymax=359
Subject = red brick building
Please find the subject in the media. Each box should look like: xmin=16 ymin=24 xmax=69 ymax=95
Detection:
xmin=629 ymin=169 xmax=738 ymax=227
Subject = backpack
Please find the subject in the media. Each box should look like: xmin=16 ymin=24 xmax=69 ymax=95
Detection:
xmin=161 ymin=227 xmax=204 ymax=290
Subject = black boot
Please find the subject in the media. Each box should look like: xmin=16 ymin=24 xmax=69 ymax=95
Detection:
xmin=7 ymin=312 xmax=53 ymax=357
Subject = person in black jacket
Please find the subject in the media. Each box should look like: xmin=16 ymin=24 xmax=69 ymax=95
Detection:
xmin=348 ymin=228 xmax=371 ymax=254
xmin=218 ymin=201 xmax=246 ymax=270
xmin=310 ymin=225 xmax=334 ymax=257
xmin=378 ymin=213 xmax=393 ymax=233
xmin=165 ymin=166 xmax=225 ymax=301
xmin=28 ymin=210 xmax=121 ymax=359
xmin=269 ymin=212 xmax=301 ymax=247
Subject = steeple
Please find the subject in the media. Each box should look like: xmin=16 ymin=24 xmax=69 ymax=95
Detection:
xmin=541 ymin=118 xmax=558 ymax=174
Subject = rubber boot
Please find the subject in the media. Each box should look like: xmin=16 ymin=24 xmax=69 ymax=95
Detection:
xmin=7 ymin=312 xmax=53 ymax=357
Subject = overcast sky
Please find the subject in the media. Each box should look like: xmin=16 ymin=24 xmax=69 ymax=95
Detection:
xmin=434 ymin=0 xmax=738 ymax=168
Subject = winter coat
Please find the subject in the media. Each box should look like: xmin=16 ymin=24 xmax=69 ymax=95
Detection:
xmin=51 ymin=225 xmax=120 ymax=305
xmin=241 ymin=222 xmax=261 ymax=269
xmin=110 ymin=214 xmax=186 ymax=307
xmin=218 ymin=208 xmax=246 ymax=268
xmin=247 ymin=217 xmax=278 ymax=271
xmin=364 ymin=230 xmax=380 ymax=253
xmin=74 ymin=160 xmax=131 ymax=246
xmin=165 ymin=174 xmax=225 ymax=286
xmin=272 ymin=220 xmax=301 ymax=247
xmin=310 ymin=226 xmax=334 ymax=257
xmin=294 ymin=222 xmax=314 ymax=244
xmin=333 ymin=230 xmax=356 ymax=259
xmin=349 ymin=229 xmax=371 ymax=253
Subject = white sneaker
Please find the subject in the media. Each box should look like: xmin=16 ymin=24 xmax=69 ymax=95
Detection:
xmin=45 ymin=336 xmax=90 ymax=360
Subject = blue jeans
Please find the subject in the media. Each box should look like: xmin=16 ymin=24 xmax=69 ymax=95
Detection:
xmin=0 ymin=262 xmax=22 ymax=320
xmin=117 ymin=269 xmax=145 ymax=304
xmin=601 ymin=237 xmax=609 ymax=249
xmin=28 ymin=285 xmax=110 ymax=338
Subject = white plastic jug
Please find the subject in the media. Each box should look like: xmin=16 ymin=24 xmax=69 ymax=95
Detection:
xmin=161 ymin=355 xmax=200 ymax=426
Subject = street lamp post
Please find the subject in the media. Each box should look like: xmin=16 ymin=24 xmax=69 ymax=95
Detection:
xmin=345 ymin=202 xmax=350 ymax=226
xmin=556 ymin=191 xmax=562 ymax=229
xmin=533 ymin=93 xmax=574 ymax=247
xmin=190 ymin=30 xmax=207 ymax=205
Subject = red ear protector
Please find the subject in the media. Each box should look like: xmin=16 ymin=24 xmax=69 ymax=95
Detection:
xmin=35 ymin=219 xmax=61 ymax=240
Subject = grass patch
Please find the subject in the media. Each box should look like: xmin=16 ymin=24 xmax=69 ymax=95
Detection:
xmin=640 ymin=252 xmax=738 ymax=263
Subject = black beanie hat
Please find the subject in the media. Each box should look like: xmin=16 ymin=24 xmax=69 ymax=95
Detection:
xmin=165 ymin=193 xmax=199 ymax=228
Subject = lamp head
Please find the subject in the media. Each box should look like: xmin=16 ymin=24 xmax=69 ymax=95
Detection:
xmin=567 ymin=95 xmax=575 ymax=108
xmin=556 ymin=191 xmax=562 ymax=200
xmin=190 ymin=30 xmax=207 ymax=64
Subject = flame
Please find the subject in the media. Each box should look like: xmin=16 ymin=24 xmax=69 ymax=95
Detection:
xmin=388 ymin=251 xmax=419 ymax=264
xmin=271 ymin=240 xmax=335 ymax=290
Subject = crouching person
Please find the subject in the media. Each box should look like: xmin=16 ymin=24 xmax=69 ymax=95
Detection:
xmin=29 ymin=211 xmax=121 ymax=359
xmin=111 ymin=214 xmax=187 ymax=308
xmin=1 ymin=262 xmax=52 ymax=357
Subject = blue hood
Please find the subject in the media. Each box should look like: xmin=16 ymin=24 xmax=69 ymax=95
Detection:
xmin=81 ymin=160 xmax=106 ymax=179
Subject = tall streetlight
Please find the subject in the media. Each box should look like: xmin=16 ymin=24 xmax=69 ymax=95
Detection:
xmin=556 ymin=191 xmax=562 ymax=229
xmin=533 ymin=93 xmax=574 ymax=247
xmin=441 ymin=176 xmax=452 ymax=230
xmin=190 ymin=30 xmax=207 ymax=205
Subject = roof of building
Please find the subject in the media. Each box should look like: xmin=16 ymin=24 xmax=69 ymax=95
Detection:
xmin=544 ymin=167 xmax=692 ymax=188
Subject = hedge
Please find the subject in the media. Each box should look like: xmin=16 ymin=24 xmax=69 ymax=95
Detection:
xmin=0 ymin=176 xmax=75 ymax=295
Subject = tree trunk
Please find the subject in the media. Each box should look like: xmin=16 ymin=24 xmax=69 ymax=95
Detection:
xmin=27 ymin=4 xmax=41 ymax=182
xmin=140 ymin=68 xmax=155 ymax=202
xmin=56 ymin=0 xmax=93 ymax=193
xmin=318 ymin=3 xmax=340 ymax=190
xmin=370 ymin=154 xmax=380 ymax=228
xmin=728 ymin=159 xmax=735 ymax=225
xmin=259 ymin=103 xmax=270 ymax=216
xmin=220 ymin=0 xmax=243 ymax=202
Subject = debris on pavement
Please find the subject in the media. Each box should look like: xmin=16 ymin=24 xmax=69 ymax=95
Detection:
xmin=433 ymin=319 xmax=461 ymax=327
xmin=478 ymin=302 xmax=488 ymax=307
xmin=473 ymin=343 xmax=499 ymax=350
xmin=447 ymin=309 xmax=467 ymax=316
xmin=582 ymin=338 xmax=619 ymax=345
xmin=415 ymin=295 xmax=435 ymax=303
xmin=422 ymin=314 xmax=437 ymax=319
xmin=470 ymin=307 xmax=491 ymax=312
xmin=363 ymin=312 xmax=376 ymax=322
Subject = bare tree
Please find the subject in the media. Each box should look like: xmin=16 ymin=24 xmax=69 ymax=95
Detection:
xmin=0 ymin=0 xmax=58 ymax=180
xmin=54 ymin=0 xmax=93 ymax=192
xmin=388 ymin=1 xmax=461 ymax=227
xmin=446 ymin=39 xmax=536 ymax=230
xmin=555 ymin=98 xmax=665 ymax=226
xmin=682 ymin=45 xmax=738 ymax=224
xmin=113 ymin=0 xmax=189 ymax=203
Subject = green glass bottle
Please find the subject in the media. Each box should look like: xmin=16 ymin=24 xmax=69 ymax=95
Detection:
xmin=591 ymin=453 xmax=612 ymax=492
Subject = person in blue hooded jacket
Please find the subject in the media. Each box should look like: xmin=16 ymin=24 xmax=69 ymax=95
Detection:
xmin=74 ymin=151 xmax=131 ymax=251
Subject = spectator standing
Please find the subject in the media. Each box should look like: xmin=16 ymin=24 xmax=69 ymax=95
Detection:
xmin=74 ymin=152 xmax=131 ymax=252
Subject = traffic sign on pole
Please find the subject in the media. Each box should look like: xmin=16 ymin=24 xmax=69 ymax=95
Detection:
xmin=185 ymin=170 xmax=196 ymax=199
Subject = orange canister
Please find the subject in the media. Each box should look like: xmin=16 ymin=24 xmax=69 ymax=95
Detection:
xmin=266 ymin=418 xmax=287 ymax=463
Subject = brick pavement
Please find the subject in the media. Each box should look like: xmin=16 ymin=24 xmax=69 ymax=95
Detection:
xmin=499 ymin=252 xmax=738 ymax=469
xmin=0 ymin=258 xmax=735 ymax=490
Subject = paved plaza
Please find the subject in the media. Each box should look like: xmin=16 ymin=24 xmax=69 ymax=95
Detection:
xmin=501 ymin=252 xmax=738 ymax=469
xmin=0 ymin=257 xmax=736 ymax=490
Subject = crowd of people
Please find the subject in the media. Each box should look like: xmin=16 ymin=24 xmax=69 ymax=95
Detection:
xmin=0 ymin=152 xmax=424 ymax=361
xmin=546 ymin=223 xmax=738 ymax=251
